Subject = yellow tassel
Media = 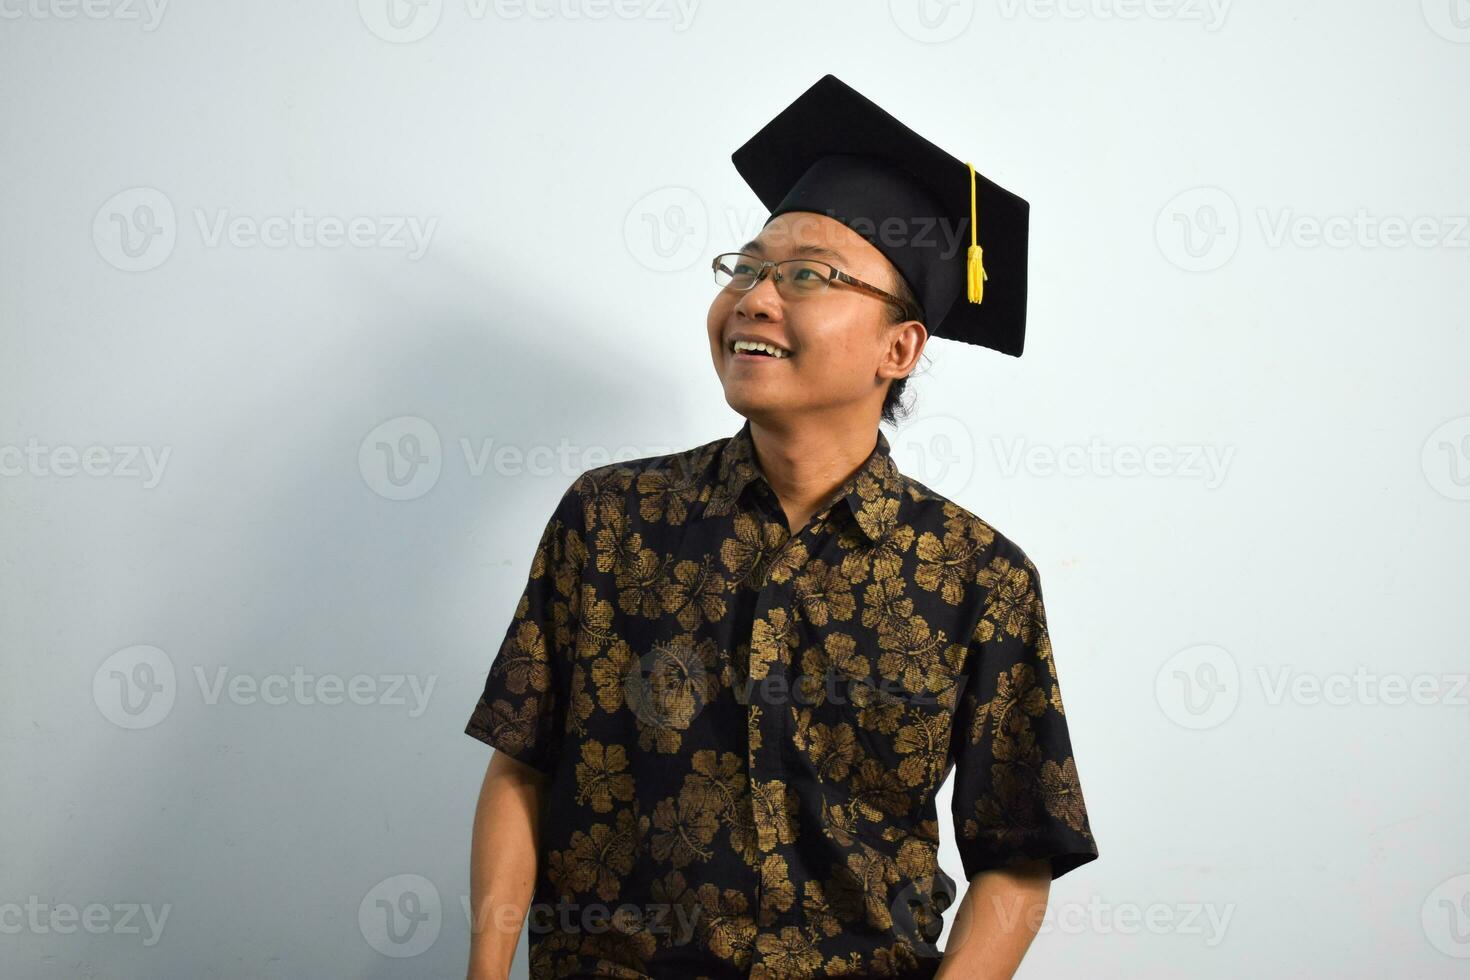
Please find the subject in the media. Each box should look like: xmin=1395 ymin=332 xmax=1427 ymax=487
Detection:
xmin=967 ymin=243 xmax=986 ymax=304
xmin=965 ymin=162 xmax=986 ymax=304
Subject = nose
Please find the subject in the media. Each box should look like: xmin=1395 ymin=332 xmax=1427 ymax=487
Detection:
xmin=732 ymin=270 xmax=782 ymax=320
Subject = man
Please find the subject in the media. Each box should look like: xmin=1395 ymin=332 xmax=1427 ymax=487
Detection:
xmin=466 ymin=74 xmax=1098 ymax=979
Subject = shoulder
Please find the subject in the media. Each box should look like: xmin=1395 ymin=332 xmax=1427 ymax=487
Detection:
xmin=564 ymin=433 xmax=726 ymax=528
xmin=887 ymin=469 xmax=1049 ymax=640
xmin=891 ymin=468 xmax=1036 ymax=572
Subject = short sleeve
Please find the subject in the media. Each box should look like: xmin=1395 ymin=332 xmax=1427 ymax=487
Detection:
xmin=464 ymin=477 xmax=587 ymax=775
xmin=949 ymin=538 xmax=1099 ymax=882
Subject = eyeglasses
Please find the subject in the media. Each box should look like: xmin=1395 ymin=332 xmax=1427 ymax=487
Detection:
xmin=711 ymin=251 xmax=911 ymax=311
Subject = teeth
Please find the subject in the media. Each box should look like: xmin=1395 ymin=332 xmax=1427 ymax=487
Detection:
xmin=732 ymin=339 xmax=791 ymax=358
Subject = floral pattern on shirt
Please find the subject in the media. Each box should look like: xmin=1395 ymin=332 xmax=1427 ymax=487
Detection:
xmin=466 ymin=419 xmax=1098 ymax=979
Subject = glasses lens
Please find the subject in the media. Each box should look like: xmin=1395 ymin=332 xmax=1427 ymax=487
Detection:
xmin=776 ymin=259 xmax=832 ymax=295
xmin=714 ymin=253 xmax=762 ymax=290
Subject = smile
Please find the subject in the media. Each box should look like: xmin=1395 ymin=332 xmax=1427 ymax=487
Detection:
xmin=729 ymin=339 xmax=792 ymax=359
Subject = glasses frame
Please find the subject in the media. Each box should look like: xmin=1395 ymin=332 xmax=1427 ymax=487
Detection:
xmin=711 ymin=251 xmax=911 ymax=312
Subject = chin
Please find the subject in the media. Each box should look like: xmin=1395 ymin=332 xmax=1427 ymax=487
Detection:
xmin=723 ymin=389 xmax=778 ymax=416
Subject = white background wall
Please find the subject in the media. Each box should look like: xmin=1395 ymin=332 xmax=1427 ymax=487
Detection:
xmin=2 ymin=1 xmax=1467 ymax=977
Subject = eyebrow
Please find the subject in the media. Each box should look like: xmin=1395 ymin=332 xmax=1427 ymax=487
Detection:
xmin=740 ymin=239 xmax=847 ymax=263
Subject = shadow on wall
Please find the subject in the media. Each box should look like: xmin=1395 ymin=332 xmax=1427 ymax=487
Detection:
xmin=63 ymin=251 xmax=694 ymax=979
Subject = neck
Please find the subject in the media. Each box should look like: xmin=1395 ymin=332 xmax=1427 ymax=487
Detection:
xmin=745 ymin=414 xmax=880 ymax=533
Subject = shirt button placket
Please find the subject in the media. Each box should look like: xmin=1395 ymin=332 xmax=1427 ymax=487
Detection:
xmin=746 ymin=507 xmax=797 ymax=966
xmin=763 ymin=513 xmax=836 ymax=978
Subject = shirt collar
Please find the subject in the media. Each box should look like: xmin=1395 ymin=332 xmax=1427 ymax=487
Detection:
xmin=708 ymin=418 xmax=904 ymax=542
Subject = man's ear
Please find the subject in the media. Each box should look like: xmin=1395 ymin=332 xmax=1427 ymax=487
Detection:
xmin=887 ymin=319 xmax=927 ymax=377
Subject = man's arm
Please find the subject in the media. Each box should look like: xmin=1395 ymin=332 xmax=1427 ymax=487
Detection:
xmin=935 ymin=858 xmax=1051 ymax=980
xmin=466 ymin=750 xmax=547 ymax=980
xmin=943 ymin=539 xmax=1100 ymax=975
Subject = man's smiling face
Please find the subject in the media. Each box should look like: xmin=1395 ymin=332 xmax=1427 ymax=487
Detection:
xmin=706 ymin=211 xmax=925 ymax=426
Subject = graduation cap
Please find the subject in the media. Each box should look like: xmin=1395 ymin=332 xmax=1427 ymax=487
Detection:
xmin=730 ymin=74 xmax=1030 ymax=356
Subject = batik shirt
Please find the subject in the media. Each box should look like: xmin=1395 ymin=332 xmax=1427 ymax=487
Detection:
xmin=465 ymin=418 xmax=1099 ymax=979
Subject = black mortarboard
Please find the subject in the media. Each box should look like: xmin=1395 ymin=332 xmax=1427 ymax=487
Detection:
xmin=731 ymin=74 xmax=1030 ymax=356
